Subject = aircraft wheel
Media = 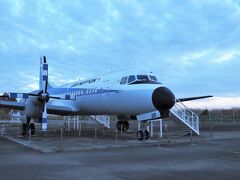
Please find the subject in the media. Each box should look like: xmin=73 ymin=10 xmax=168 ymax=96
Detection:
xmin=145 ymin=130 xmax=150 ymax=140
xmin=29 ymin=123 xmax=35 ymax=135
xmin=22 ymin=123 xmax=28 ymax=136
xmin=136 ymin=130 xmax=144 ymax=141
xmin=116 ymin=121 xmax=121 ymax=131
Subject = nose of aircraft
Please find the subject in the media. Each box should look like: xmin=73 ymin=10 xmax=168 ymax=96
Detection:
xmin=152 ymin=86 xmax=176 ymax=111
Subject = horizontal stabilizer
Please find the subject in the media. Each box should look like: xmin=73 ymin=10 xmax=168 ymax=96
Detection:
xmin=177 ymin=95 xmax=213 ymax=102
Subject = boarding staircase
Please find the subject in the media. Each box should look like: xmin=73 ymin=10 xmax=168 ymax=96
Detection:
xmin=89 ymin=115 xmax=110 ymax=128
xmin=170 ymin=100 xmax=199 ymax=135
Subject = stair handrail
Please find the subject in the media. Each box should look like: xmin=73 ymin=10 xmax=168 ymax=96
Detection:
xmin=90 ymin=115 xmax=110 ymax=128
xmin=171 ymin=100 xmax=199 ymax=134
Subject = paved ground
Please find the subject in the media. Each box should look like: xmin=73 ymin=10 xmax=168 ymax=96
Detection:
xmin=0 ymin=132 xmax=240 ymax=180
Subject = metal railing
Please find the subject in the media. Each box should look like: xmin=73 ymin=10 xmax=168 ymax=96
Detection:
xmin=89 ymin=115 xmax=110 ymax=128
xmin=170 ymin=100 xmax=199 ymax=135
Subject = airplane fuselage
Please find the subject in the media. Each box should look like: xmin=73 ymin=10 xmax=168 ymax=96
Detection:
xmin=47 ymin=71 xmax=174 ymax=116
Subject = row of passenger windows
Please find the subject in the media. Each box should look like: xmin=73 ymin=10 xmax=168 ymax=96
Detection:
xmin=66 ymin=88 xmax=99 ymax=96
xmin=120 ymin=75 xmax=159 ymax=84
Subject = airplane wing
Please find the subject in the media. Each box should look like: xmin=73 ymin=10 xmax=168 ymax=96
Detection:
xmin=177 ymin=95 xmax=213 ymax=102
xmin=0 ymin=100 xmax=76 ymax=116
xmin=47 ymin=105 xmax=77 ymax=116
xmin=0 ymin=100 xmax=25 ymax=110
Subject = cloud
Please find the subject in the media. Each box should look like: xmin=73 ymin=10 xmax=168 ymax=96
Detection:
xmin=0 ymin=0 xmax=239 ymax=108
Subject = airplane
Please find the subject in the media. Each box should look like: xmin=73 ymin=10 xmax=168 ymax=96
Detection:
xmin=0 ymin=56 xmax=212 ymax=137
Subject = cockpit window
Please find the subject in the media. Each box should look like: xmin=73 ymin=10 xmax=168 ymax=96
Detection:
xmin=137 ymin=75 xmax=149 ymax=81
xmin=127 ymin=74 xmax=161 ymax=85
xmin=149 ymin=75 xmax=157 ymax=82
xmin=120 ymin=77 xmax=128 ymax=84
xmin=128 ymin=75 xmax=136 ymax=83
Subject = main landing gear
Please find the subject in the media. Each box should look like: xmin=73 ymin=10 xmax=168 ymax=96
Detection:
xmin=116 ymin=121 xmax=129 ymax=131
xmin=22 ymin=117 xmax=35 ymax=136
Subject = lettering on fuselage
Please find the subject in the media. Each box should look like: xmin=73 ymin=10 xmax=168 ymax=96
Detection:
xmin=71 ymin=78 xmax=98 ymax=87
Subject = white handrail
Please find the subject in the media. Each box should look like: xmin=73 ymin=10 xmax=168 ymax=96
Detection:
xmin=90 ymin=115 xmax=110 ymax=128
xmin=171 ymin=100 xmax=199 ymax=135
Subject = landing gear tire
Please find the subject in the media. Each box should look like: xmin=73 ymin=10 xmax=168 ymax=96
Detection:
xmin=136 ymin=130 xmax=144 ymax=141
xmin=22 ymin=123 xmax=28 ymax=136
xmin=116 ymin=121 xmax=129 ymax=131
xmin=29 ymin=123 xmax=35 ymax=135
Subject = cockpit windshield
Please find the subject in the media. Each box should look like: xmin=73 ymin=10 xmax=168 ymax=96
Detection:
xmin=149 ymin=75 xmax=158 ymax=82
xmin=120 ymin=74 xmax=161 ymax=85
xmin=137 ymin=75 xmax=149 ymax=81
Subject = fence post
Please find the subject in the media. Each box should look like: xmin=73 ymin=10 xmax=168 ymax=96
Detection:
xmin=79 ymin=124 xmax=82 ymax=136
xmin=150 ymin=121 xmax=153 ymax=138
xmin=29 ymin=129 xmax=31 ymax=142
xmin=233 ymin=109 xmax=235 ymax=125
xmin=94 ymin=127 xmax=97 ymax=138
xmin=115 ymin=129 xmax=118 ymax=142
xmin=208 ymin=110 xmax=213 ymax=137
xmin=220 ymin=109 xmax=223 ymax=124
xmin=190 ymin=130 xmax=193 ymax=144
xmin=60 ymin=128 xmax=63 ymax=151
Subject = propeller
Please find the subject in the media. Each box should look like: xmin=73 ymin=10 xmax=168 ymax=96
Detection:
xmin=3 ymin=56 xmax=76 ymax=132
xmin=40 ymin=56 xmax=49 ymax=131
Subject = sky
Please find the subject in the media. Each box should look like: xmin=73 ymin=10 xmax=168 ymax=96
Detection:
xmin=0 ymin=0 xmax=240 ymax=108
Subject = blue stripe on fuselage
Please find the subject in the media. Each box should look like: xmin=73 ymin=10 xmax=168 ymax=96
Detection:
xmin=48 ymin=87 xmax=120 ymax=97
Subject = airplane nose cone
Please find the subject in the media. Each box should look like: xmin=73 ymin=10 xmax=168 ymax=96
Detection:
xmin=152 ymin=87 xmax=176 ymax=111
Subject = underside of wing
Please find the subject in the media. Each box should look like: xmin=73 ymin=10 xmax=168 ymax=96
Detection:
xmin=0 ymin=100 xmax=25 ymax=111
xmin=0 ymin=100 xmax=77 ymax=116
xmin=47 ymin=104 xmax=78 ymax=116
xmin=177 ymin=95 xmax=213 ymax=102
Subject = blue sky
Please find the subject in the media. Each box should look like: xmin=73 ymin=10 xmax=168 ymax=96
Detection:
xmin=0 ymin=0 xmax=240 ymax=107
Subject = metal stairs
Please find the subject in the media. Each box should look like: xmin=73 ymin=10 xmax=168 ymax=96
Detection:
xmin=170 ymin=100 xmax=200 ymax=135
xmin=89 ymin=115 xmax=110 ymax=128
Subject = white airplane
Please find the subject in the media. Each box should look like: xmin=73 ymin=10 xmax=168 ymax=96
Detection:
xmin=0 ymin=56 xmax=212 ymax=136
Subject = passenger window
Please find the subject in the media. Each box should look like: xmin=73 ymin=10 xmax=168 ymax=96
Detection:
xmin=128 ymin=75 xmax=136 ymax=83
xmin=120 ymin=77 xmax=128 ymax=84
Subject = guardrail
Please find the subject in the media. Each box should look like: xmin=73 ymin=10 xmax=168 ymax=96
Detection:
xmin=171 ymin=101 xmax=199 ymax=135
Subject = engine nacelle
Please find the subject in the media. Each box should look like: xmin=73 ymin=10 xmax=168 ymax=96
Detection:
xmin=24 ymin=97 xmax=43 ymax=119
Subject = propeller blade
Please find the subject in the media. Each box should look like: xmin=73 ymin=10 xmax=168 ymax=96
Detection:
xmin=41 ymin=102 xmax=48 ymax=131
xmin=40 ymin=56 xmax=48 ymax=93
